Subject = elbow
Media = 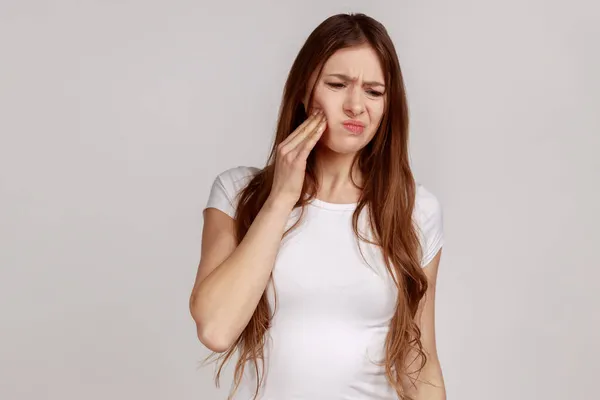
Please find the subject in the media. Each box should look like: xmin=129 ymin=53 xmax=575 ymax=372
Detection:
xmin=189 ymin=297 xmax=234 ymax=353
xmin=196 ymin=324 xmax=232 ymax=353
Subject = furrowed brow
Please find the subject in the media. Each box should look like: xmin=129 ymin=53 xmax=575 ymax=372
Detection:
xmin=325 ymin=73 xmax=385 ymax=87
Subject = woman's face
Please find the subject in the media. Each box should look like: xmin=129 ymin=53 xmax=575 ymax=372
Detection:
xmin=305 ymin=44 xmax=387 ymax=154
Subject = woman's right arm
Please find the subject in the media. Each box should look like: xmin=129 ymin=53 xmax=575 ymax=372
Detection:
xmin=189 ymin=110 xmax=326 ymax=353
xmin=189 ymin=198 xmax=293 ymax=353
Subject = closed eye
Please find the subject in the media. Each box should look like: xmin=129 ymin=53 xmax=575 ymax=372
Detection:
xmin=326 ymin=82 xmax=384 ymax=97
xmin=367 ymin=90 xmax=384 ymax=97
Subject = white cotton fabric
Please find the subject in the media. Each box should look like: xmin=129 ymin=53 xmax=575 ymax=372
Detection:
xmin=204 ymin=166 xmax=444 ymax=400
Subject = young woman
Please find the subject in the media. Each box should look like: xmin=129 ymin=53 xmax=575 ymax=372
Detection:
xmin=189 ymin=13 xmax=446 ymax=400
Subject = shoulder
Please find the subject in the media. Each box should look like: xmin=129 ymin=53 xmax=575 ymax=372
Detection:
xmin=214 ymin=165 xmax=261 ymax=191
xmin=414 ymin=182 xmax=444 ymax=267
xmin=205 ymin=165 xmax=261 ymax=219
xmin=414 ymin=182 xmax=443 ymax=222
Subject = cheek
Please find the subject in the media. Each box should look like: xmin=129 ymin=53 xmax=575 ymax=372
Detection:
xmin=364 ymin=104 xmax=384 ymax=141
xmin=309 ymin=87 xmax=338 ymax=116
xmin=368 ymin=102 xmax=385 ymax=124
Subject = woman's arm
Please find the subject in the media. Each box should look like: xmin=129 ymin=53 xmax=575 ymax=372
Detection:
xmin=189 ymin=112 xmax=326 ymax=353
xmin=404 ymin=248 xmax=446 ymax=400
xmin=189 ymin=198 xmax=293 ymax=353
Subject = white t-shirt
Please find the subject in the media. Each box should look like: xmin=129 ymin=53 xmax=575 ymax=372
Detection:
xmin=204 ymin=165 xmax=444 ymax=400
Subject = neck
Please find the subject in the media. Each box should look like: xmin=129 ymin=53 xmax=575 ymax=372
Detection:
xmin=313 ymin=145 xmax=363 ymax=204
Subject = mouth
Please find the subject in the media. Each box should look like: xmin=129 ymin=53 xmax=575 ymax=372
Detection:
xmin=342 ymin=120 xmax=365 ymax=135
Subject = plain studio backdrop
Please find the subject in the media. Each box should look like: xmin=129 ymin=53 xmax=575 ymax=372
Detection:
xmin=1 ymin=1 xmax=598 ymax=399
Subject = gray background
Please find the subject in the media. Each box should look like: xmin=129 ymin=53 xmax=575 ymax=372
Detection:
xmin=1 ymin=1 xmax=598 ymax=399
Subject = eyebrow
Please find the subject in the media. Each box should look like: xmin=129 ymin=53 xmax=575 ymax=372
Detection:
xmin=324 ymin=73 xmax=385 ymax=88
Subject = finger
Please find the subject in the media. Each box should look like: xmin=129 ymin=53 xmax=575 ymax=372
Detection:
xmin=295 ymin=119 xmax=326 ymax=160
xmin=280 ymin=113 xmax=325 ymax=154
xmin=279 ymin=110 xmax=323 ymax=148
xmin=281 ymin=111 xmax=320 ymax=145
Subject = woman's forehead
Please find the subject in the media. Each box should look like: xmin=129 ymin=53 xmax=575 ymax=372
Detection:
xmin=322 ymin=45 xmax=385 ymax=81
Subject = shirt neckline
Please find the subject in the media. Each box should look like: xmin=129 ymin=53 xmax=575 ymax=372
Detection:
xmin=308 ymin=197 xmax=358 ymax=211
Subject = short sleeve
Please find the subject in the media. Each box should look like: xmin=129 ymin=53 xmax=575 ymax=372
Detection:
xmin=414 ymin=184 xmax=444 ymax=267
xmin=204 ymin=166 xmax=260 ymax=219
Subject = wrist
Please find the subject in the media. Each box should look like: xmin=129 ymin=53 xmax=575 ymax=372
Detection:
xmin=264 ymin=195 xmax=296 ymax=215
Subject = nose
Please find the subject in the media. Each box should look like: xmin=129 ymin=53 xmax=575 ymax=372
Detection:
xmin=343 ymin=86 xmax=365 ymax=117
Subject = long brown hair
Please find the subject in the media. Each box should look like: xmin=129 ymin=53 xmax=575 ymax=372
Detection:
xmin=205 ymin=13 xmax=428 ymax=400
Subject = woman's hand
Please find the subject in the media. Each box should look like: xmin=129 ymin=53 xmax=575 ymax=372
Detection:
xmin=267 ymin=110 xmax=327 ymax=209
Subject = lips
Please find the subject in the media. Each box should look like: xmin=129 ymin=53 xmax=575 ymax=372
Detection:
xmin=342 ymin=121 xmax=365 ymax=134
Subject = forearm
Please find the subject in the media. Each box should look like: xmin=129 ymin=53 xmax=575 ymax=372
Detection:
xmin=404 ymin=361 xmax=446 ymax=400
xmin=192 ymin=196 xmax=292 ymax=350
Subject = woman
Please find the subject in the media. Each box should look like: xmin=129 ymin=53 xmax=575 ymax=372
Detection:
xmin=189 ymin=13 xmax=446 ymax=400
